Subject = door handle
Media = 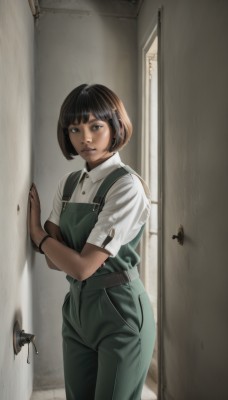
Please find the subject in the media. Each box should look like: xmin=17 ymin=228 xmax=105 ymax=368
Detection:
xmin=172 ymin=225 xmax=184 ymax=245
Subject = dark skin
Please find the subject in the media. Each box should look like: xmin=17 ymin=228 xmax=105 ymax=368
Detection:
xmin=29 ymin=115 xmax=114 ymax=280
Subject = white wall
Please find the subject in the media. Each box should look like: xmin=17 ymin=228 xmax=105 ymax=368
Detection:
xmin=138 ymin=1 xmax=228 ymax=399
xmin=33 ymin=5 xmax=137 ymax=388
xmin=0 ymin=1 xmax=35 ymax=399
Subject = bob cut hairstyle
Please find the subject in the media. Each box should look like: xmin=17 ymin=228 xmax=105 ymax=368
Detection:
xmin=57 ymin=83 xmax=133 ymax=160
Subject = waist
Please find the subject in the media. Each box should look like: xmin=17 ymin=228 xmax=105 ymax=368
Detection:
xmin=68 ymin=266 xmax=139 ymax=291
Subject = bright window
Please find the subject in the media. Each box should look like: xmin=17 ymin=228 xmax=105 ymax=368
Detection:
xmin=142 ymin=35 xmax=158 ymax=321
xmin=141 ymin=32 xmax=159 ymax=398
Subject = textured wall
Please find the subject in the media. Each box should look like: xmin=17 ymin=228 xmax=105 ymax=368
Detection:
xmin=0 ymin=1 xmax=34 ymax=399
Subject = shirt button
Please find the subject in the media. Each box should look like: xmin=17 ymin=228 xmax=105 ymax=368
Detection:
xmin=82 ymin=191 xmax=86 ymax=195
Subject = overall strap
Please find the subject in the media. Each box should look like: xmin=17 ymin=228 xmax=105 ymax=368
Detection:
xmin=61 ymin=170 xmax=82 ymax=211
xmin=93 ymin=166 xmax=134 ymax=212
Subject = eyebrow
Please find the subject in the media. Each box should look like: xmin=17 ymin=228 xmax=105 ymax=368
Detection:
xmin=70 ymin=118 xmax=103 ymax=126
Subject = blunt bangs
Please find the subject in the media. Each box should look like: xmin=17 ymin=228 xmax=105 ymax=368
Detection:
xmin=59 ymin=85 xmax=114 ymax=129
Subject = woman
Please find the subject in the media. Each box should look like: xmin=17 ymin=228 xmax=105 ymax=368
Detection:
xmin=29 ymin=83 xmax=156 ymax=399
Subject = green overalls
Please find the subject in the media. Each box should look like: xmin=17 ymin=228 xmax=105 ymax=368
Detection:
xmin=60 ymin=166 xmax=156 ymax=400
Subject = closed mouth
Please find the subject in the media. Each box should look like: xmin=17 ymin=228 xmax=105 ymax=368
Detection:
xmin=81 ymin=148 xmax=95 ymax=152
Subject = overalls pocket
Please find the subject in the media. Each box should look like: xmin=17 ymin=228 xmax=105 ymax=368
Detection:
xmin=138 ymin=291 xmax=155 ymax=335
xmin=103 ymin=284 xmax=142 ymax=334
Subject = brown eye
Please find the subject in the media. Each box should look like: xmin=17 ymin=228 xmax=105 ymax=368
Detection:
xmin=69 ymin=127 xmax=80 ymax=134
xmin=91 ymin=124 xmax=103 ymax=131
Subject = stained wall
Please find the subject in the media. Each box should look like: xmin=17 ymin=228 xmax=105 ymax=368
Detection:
xmin=0 ymin=1 xmax=35 ymax=399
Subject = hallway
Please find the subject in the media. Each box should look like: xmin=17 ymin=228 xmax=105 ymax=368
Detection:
xmin=1 ymin=0 xmax=228 ymax=399
xmin=31 ymin=377 xmax=157 ymax=400
xmin=31 ymin=387 xmax=156 ymax=400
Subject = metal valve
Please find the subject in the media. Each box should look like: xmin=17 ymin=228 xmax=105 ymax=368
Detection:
xmin=13 ymin=320 xmax=38 ymax=364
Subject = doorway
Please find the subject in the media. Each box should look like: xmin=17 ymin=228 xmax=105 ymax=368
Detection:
xmin=140 ymin=23 xmax=161 ymax=399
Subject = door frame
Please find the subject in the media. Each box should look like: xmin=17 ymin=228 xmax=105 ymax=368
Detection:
xmin=140 ymin=8 xmax=164 ymax=400
xmin=157 ymin=8 xmax=164 ymax=400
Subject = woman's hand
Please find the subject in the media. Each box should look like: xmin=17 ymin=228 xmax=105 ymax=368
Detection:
xmin=29 ymin=183 xmax=46 ymax=247
xmin=28 ymin=185 xmax=109 ymax=279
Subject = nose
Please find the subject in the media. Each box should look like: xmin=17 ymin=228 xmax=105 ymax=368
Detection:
xmin=80 ymin=128 xmax=92 ymax=143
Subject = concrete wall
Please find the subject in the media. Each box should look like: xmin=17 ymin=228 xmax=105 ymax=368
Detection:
xmin=138 ymin=1 xmax=228 ymax=399
xmin=0 ymin=1 xmax=35 ymax=399
xmin=33 ymin=5 xmax=137 ymax=388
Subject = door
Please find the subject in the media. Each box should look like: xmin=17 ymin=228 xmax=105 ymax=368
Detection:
xmin=158 ymin=4 xmax=228 ymax=400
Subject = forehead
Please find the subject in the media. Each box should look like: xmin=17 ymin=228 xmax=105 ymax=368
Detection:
xmin=72 ymin=114 xmax=102 ymax=125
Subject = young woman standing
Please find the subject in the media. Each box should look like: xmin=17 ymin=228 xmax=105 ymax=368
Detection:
xmin=29 ymin=83 xmax=156 ymax=400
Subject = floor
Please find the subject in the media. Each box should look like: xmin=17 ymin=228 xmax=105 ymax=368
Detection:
xmin=31 ymin=376 xmax=157 ymax=400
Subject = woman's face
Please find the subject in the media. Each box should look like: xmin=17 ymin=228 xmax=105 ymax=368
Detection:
xmin=68 ymin=113 xmax=114 ymax=170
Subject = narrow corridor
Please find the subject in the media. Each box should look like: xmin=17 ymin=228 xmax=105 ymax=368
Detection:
xmin=31 ymin=386 xmax=156 ymax=400
xmin=31 ymin=376 xmax=157 ymax=400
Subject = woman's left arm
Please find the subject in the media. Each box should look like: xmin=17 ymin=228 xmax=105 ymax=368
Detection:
xmin=29 ymin=184 xmax=109 ymax=280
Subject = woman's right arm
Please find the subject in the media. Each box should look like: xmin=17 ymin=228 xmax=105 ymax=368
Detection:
xmin=43 ymin=220 xmax=64 ymax=271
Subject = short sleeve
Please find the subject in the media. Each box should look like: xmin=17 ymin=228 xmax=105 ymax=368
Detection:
xmin=87 ymin=174 xmax=151 ymax=256
xmin=47 ymin=174 xmax=69 ymax=226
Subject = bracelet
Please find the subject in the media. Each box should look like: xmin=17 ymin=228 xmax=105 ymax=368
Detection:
xmin=38 ymin=234 xmax=51 ymax=254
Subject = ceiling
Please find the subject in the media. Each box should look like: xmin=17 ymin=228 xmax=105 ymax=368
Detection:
xmin=38 ymin=0 xmax=144 ymax=18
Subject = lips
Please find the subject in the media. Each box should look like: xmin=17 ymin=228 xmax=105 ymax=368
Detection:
xmin=81 ymin=147 xmax=95 ymax=152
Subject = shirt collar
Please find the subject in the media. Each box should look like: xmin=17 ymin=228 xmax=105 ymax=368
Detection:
xmin=79 ymin=153 xmax=124 ymax=183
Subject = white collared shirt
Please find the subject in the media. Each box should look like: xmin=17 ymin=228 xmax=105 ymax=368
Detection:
xmin=48 ymin=153 xmax=151 ymax=257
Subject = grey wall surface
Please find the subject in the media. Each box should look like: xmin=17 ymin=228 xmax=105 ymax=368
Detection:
xmin=0 ymin=1 xmax=35 ymax=399
xmin=138 ymin=1 xmax=228 ymax=399
xmin=33 ymin=6 xmax=137 ymax=389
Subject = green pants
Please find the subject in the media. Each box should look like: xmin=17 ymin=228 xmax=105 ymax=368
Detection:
xmin=62 ymin=277 xmax=156 ymax=400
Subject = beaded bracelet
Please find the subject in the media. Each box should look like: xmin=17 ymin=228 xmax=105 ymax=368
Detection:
xmin=38 ymin=234 xmax=51 ymax=254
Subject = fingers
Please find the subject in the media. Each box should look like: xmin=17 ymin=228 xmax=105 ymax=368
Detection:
xmin=30 ymin=183 xmax=39 ymax=196
xmin=30 ymin=183 xmax=37 ymax=193
xmin=29 ymin=184 xmax=40 ymax=206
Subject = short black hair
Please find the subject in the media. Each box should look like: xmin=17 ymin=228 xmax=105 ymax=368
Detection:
xmin=57 ymin=84 xmax=133 ymax=160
